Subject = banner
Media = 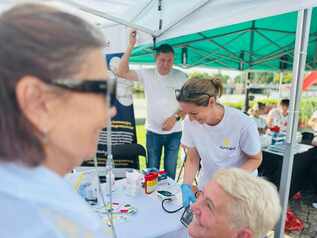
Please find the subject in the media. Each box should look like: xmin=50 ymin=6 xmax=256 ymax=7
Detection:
xmin=82 ymin=51 xmax=138 ymax=168
xmin=99 ymin=52 xmax=137 ymax=146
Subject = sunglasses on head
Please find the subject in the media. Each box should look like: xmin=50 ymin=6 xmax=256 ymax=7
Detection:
xmin=175 ymin=88 xmax=213 ymax=101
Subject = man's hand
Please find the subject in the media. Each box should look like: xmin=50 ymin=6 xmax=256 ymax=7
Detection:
xmin=128 ymin=30 xmax=137 ymax=48
xmin=162 ymin=116 xmax=177 ymax=131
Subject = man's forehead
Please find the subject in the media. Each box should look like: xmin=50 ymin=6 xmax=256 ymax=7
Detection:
xmin=156 ymin=52 xmax=174 ymax=59
xmin=204 ymin=181 xmax=230 ymax=208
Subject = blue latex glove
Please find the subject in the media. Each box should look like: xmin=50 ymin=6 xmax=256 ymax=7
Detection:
xmin=181 ymin=184 xmax=196 ymax=207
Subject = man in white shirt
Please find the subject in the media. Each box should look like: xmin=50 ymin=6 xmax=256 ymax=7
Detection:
xmin=117 ymin=31 xmax=187 ymax=179
xmin=248 ymin=102 xmax=267 ymax=134
xmin=267 ymin=99 xmax=289 ymax=132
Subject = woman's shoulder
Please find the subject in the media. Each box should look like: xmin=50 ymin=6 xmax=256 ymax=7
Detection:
xmin=225 ymin=106 xmax=249 ymax=119
xmin=225 ymin=106 xmax=256 ymax=127
xmin=0 ymin=192 xmax=58 ymax=238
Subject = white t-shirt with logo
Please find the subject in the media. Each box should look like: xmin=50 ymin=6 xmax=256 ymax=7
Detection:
xmin=136 ymin=68 xmax=187 ymax=134
xmin=181 ymin=106 xmax=261 ymax=189
xmin=268 ymin=108 xmax=288 ymax=132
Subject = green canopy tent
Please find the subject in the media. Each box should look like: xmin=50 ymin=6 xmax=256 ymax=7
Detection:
xmin=129 ymin=8 xmax=317 ymax=116
xmin=130 ymin=8 xmax=317 ymax=71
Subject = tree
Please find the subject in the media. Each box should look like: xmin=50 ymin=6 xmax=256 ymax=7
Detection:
xmin=188 ymin=71 xmax=212 ymax=80
xmin=273 ymin=72 xmax=293 ymax=84
xmin=188 ymin=71 xmax=230 ymax=84
xmin=255 ymin=72 xmax=274 ymax=84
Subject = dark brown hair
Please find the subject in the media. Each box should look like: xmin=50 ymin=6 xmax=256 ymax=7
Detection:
xmin=155 ymin=43 xmax=174 ymax=55
xmin=177 ymin=77 xmax=223 ymax=106
xmin=280 ymin=99 xmax=290 ymax=107
xmin=0 ymin=4 xmax=104 ymax=166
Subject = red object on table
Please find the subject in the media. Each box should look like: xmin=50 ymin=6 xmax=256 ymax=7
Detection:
xmin=270 ymin=126 xmax=280 ymax=133
xmin=144 ymin=172 xmax=158 ymax=194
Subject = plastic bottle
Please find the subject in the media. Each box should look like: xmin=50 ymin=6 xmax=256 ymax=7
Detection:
xmin=144 ymin=172 xmax=158 ymax=194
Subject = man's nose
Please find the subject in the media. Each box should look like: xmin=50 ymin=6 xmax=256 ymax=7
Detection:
xmin=191 ymin=202 xmax=201 ymax=217
xmin=163 ymin=61 xmax=169 ymax=67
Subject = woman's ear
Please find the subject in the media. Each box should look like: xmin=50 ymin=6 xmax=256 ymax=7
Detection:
xmin=208 ymin=96 xmax=215 ymax=107
xmin=16 ymin=76 xmax=50 ymax=134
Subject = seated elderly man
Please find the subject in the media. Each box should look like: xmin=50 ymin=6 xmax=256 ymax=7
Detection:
xmin=189 ymin=168 xmax=281 ymax=238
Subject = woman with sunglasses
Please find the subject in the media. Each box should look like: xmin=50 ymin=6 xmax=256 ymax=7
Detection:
xmin=176 ymin=77 xmax=262 ymax=207
xmin=0 ymin=4 xmax=116 ymax=237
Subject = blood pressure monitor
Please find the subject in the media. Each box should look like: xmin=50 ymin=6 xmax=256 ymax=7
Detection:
xmin=156 ymin=190 xmax=176 ymax=200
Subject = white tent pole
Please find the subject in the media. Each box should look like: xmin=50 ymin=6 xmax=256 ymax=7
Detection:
xmin=274 ymin=8 xmax=312 ymax=238
xmin=60 ymin=0 xmax=156 ymax=36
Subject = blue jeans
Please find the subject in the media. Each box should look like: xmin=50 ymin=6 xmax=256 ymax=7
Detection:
xmin=146 ymin=130 xmax=181 ymax=179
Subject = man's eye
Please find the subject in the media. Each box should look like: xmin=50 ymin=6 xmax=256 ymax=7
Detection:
xmin=206 ymin=202 xmax=214 ymax=212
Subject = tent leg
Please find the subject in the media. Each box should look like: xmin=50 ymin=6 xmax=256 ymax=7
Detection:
xmin=278 ymin=71 xmax=283 ymax=97
xmin=274 ymin=8 xmax=312 ymax=238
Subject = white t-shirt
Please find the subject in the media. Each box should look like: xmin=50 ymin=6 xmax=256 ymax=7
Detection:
xmin=136 ymin=68 xmax=187 ymax=134
xmin=0 ymin=164 xmax=107 ymax=238
xmin=268 ymin=108 xmax=288 ymax=132
xmin=181 ymin=106 xmax=261 ymax=189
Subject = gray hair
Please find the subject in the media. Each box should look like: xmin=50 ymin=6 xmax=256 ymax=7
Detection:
xmin=213 ymin=168 xmax=281 ymax=238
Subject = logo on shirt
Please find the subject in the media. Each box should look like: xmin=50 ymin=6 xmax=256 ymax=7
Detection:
xmin=219 ymin=138 xmax=236 ymax=151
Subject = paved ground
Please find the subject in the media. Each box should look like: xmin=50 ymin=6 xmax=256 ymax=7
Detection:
xmin=288 ymin=191 xmax=317 ymax=238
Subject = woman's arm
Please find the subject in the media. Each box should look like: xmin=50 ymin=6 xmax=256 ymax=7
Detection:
xmin=240 ymin=151 xmax=262 ymax=172
xmin=183 ymin=147 xmax=201 ymax=185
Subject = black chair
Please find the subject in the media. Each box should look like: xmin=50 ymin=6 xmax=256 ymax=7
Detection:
xmin=111 ymin=143 xmax=147 ymax=170
xmin=82 ymin=143 xmax=147 ymax=170
xmin=301 ymin=132 xmax=314 ymax=145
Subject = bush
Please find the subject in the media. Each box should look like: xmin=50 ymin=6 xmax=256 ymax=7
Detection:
xmin=223 ymin=101 xmax=243 ymax=110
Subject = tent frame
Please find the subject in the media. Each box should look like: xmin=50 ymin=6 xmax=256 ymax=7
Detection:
xmin=61 ymin=0 xmax=156 ymax=36
xmin=155 ymin=0 xmax=211 ymax=37
xmin=275 ymin=8 xmax=312 ymax=238
xmin=131 ymin=24 xmax=317 ymax=70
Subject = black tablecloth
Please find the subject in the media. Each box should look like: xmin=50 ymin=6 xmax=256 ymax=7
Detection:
xmin=258 ymin=146 xmax=317 ymax=197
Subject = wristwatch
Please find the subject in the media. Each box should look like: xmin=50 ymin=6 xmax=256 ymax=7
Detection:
xmin=174 ymin=114 xmax=181 ymax=121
